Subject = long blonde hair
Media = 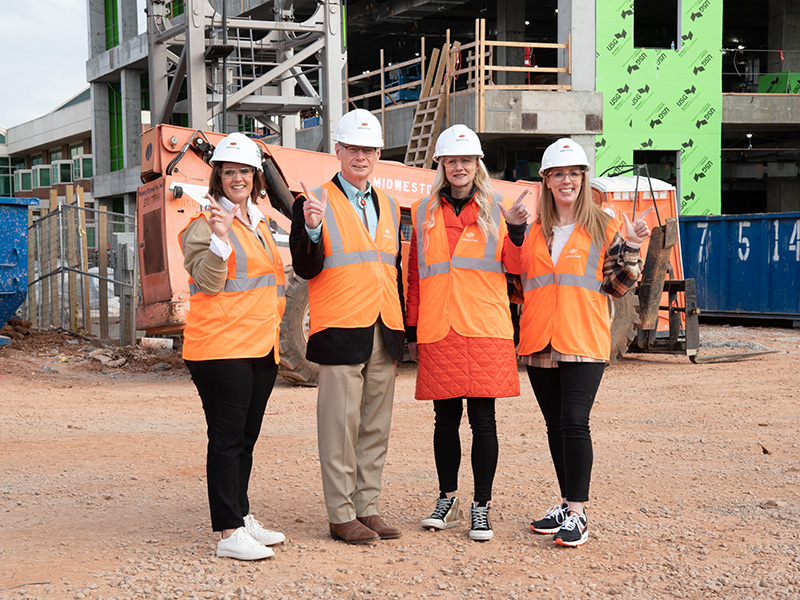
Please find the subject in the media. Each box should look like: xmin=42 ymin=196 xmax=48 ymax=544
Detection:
xmin=537 ymin=170 xmax=610 ymax=246
xmin=422 ymin=159 xmax=498 ymax=249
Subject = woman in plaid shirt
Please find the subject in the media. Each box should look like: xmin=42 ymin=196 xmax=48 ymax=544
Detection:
xmin=518 ymin=138 xmax=652 ymax=547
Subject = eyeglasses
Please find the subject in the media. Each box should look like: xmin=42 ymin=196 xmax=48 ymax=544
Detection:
xmin=442 ymin=157 xmax=477 ymax=168
xmin=220 ymin=167 xmax=255 ymax=179
xmin=546 ymin=169 xmax=584 ymax=182
xmin=338 ymin=143 xmax=377 ymax=158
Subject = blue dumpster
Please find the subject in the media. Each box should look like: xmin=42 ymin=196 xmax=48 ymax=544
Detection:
xmin=680 ymin=212 xmax=800 ymax=323
xmin=0 ymin=197 xmax=39 ymax=344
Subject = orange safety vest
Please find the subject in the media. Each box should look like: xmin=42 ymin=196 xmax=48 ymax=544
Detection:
xmin=306 ymin=181 xmax=404 ymax=335
xmin=181 ymin=214 xmax=286 ymax=361
xmin=518 ymin=218 xmax=620 ymax=361
xmin=412 ymin=192 xmax=514 ymax=344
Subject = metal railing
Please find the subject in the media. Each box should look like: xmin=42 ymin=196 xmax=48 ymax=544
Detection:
xmin=25 ymin=186 xmax=138 ymax=346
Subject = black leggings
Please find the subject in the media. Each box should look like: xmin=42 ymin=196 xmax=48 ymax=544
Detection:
xmin=526 ymin=362 xmax=604 ymax=503
xmin=432 ymin=397 xmax=497 ymax=504
xmin=185 ymin=353 xmax=278 ymax=531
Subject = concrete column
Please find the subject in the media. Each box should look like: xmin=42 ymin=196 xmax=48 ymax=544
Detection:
xmin=573 ymin=134 xmax=595 ymax=172
xmin=90 ymin=82 xmax=111 ymax=177
xmin=496 ymin=0 xmax=525 ymax=85
xmin=87 ymin=0 xmax=107 ymax=58
xmin=186 ymin=0 xmax=210 ymax=128
xmin=768 ymin=0 xmax=800 ymax=73
xmin=767 ymin=179 xmax=800 ymax=212
xmin=558 ymin=0 xmax=595 ymax=91
xmin=146 ymin=0 xmax=169 ymax=124
xmin=321 ymin=0 xmax=346 ymax=153
xmin=119 ymin=0 xmax=138 ymax=43
xmin=121 ymin=69 xmax=143 ymax=169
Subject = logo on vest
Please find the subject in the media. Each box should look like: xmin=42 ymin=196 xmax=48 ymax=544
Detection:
xmin=462 ymin=232 xmax=479 ymax=243
xmin=564 ymin=248 xmax=583 ymax=259
xmin=383 ymin=228 xmax=393 ymax=238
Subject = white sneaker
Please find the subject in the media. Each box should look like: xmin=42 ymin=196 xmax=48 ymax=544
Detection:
xmin=244 ymin=514 xmax=286 ymax=546
xmin=216 ymin=526 xmax=274 ymax=560
xmin=469 ymin=503 xmax=494 ymax=541
xmin=421 ymin=496 xmax=460 ymax=530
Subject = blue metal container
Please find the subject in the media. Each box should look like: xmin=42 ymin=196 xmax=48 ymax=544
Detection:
xmin=0 ymin=197 xmax=39 ymax=341
xmin=679 ymin=212 xmax=800 ymax=322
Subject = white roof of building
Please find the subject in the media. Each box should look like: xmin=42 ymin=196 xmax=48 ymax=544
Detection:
xmin=591 ymin=176 xmax=675 ymax=193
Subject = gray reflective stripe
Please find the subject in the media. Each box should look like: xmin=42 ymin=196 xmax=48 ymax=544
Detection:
xmin=228 ymin=229 xmax=249 ymax=282
xmin=419 ymin=261 xmax=450 ymax=279
xmin=521 ymin=237 xmax=605 ymax=294
xmin=320 ymin=185 xmax=391 ymax=270
xmin=416 ymin=193 xmax=506 ymax=279
xmin=521 ymin=273 xmax=555 ymax=292
xmin=189 ymin=227 xmax=281 ymax=296
xmin=380 ymin=251 xmax=396 ymax=265
xmin=277 ymin=285 xmax=285 ymax=297
xmin=189 ymin=274 xmax=279 ymax=295
xmin=385 ymin=193 xmax=400 ymax=253
xmin=415 ymin=197 xmax=431 ymax=277
xmin=223 ymin=273 xmax=276 ymax=292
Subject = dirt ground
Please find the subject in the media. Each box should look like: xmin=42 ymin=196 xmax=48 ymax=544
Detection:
xmin=1 ymin=320 xmax=799 ymax=600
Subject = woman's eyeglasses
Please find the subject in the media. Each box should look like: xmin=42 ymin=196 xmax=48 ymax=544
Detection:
xmin=546 ymin=169 xmax=584 ymax=182
xmin=220 ymin=167 xmax=255 ymax=179
xmin=442 ymin=157 xmax=477 ymax=168
xmin=338 ymin=143 xmax=377 ymax=158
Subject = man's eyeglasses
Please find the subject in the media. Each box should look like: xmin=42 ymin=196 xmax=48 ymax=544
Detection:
xmin=220 ymin=167 xmax=255 ymax=179
xmin=442 ymin=157 xmax=477 ymax=168
xmin=546 ymin=169 xmax=584 ymax=182
xmin=338 ymin=143 xmax=377 ymax=158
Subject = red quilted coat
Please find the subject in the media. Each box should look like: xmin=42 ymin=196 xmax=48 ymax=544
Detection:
xmin=406 ymin=196 xmax=524 ymax=400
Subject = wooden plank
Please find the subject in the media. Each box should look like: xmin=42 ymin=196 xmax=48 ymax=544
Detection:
xmin=49 ymin=198 xmax=59 ymax=329
xmin=77 ymin=187 xmax=91 ymax=335
xmin=65 ymin=186 xmax=79 ymax=332
xmin=98 ymin=208 xmax=109 ymax=340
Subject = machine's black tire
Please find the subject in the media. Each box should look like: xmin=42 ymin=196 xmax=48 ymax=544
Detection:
xmin=608 ymin=291 xmax=640 ymax=363
xmin=278 ymin=268 xmax=319 ymax=386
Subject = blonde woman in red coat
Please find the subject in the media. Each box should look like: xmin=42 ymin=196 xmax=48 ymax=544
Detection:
xmin=406 ymin=125 xmax=530 ymax=541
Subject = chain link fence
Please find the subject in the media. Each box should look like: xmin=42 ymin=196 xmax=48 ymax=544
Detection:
xmin=24 ymin=188 xmax=138 ymax=346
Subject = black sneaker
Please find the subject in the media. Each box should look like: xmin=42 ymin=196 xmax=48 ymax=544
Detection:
xmin=530 ymin=503 xmax=568 ymax=534
xmin=553 ymin=510 xmax=588 ymax=547
xmin=421 ymin=496 xmax=460 ymax=530
xmin=469 ymin=502 xmax=494 ymax=541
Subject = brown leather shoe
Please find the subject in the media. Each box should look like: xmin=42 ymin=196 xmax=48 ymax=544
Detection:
xmin=329 ymin=519 xmax=380 ymax=544
xmin=357 ymin=514 xmax=402 ymax=539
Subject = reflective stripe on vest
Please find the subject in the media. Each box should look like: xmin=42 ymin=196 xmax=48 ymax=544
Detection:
xmin=416 ymin=192 xmax=504 ymax=279
xmin=189 ymin=227 xmax=284 ymax=296
xmin=520 ymin=230 xmax=604 ymax=294
xmin=313 ymin=186 xmax=400 ymax=269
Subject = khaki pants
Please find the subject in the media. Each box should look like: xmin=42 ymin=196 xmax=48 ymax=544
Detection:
xmin=317 ymin=326 xmax=396 ymax=524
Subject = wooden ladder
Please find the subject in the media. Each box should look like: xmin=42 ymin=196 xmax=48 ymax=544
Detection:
xmin=404 ymin=42 xmax=460 ymax=169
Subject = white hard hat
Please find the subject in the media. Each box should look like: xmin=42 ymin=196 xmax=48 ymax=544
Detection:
xmin=332 ymin=109 xmax=384 ymax=148
xmin=433 ymin=124 xmax=484 ymax=159
xmin=210 ymin=132 xmax=263 ymax=171
xmin=539 ymin=138 xmax=590 ymax=176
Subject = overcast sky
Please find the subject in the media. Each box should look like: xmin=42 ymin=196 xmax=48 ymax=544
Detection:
xmin=0 ymin=0 xmax=147 ymax=130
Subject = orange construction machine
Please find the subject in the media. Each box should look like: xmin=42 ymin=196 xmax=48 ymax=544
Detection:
xmin=136 ymin=124 xmax=541 ymax=385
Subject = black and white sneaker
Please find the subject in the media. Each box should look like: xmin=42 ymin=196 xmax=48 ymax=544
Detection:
xmin=421 ymin=496 xmax=460 ymax=530
xmin=530 ymin=503 xmax=568 ymax=534
xmin=553 ymin=511 xmax=588 ymax=547
xmin=469 ymin=502 xmax=494 ymax=541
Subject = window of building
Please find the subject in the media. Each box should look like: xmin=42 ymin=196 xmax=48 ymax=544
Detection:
xmin=70 ymin=143 xmax=84 ymax=158
xmin=0 ymin=132 xmax=6 ymax=144
xmin=634 ymin=0 xmax=680 ymax=50
xmin=50 ymin=149 xmax=63 ymax=162
xmin=105 ymin=0 xmax=120 ymax=49
xmin=31 ymin=154 xmax=43 ymax=167
xmin=109 ymin=82 xmax=124 ymax=172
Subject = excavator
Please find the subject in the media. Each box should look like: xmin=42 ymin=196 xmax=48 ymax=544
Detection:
xmin=136 ymin=124 xmax=702 ymax=385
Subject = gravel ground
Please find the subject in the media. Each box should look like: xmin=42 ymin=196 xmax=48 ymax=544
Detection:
xmin=1 ymin=323 xmax=799 ymax=600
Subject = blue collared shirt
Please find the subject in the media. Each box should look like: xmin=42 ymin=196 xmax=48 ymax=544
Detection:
xmin=305 ymin=173 xmax=378 ymax=242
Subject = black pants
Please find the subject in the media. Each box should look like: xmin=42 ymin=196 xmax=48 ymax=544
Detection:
xmin=432 ymin=397 xmax=498 ymax=504
xmin=526 ymin=362 xmax=604 ymax=503
xmin=185 ymin=353 xmax=278 ymax=531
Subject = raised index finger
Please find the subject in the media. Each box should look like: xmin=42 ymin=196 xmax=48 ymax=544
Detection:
xmin=300 ymin=181 xmax=316 ymax=202
xmin=638 ymin=206 xmax=655 ymax=221
xmin=514 ymin=189 xmax=529 ymax=206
